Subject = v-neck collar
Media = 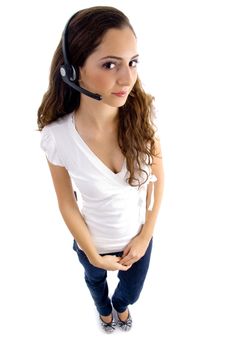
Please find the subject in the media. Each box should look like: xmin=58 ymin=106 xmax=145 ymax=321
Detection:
xmin=69 ymin=112 xmax=127 ymax=181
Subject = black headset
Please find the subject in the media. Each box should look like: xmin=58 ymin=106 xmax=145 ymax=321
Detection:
xmin=59 ymin=12 xmax=102 ymax=101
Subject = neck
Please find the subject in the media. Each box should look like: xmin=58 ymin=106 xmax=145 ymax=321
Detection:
xmin=76 ymin=98 xmax=119 ymax=132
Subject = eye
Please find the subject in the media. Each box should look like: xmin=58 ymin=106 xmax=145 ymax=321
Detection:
xmin=102 ymin=61 xmax=117 ymax=70
xmin=129 ymin=59 xmax=139 ymax=68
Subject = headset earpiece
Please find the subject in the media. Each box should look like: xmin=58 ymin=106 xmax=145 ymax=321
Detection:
xmin=70 ymin=65 xmax=77 ymax=81
xmin=59 ymin=11 xmax=102 ymax=101
xmin=60 ymin=64 xmax=76 ymax=82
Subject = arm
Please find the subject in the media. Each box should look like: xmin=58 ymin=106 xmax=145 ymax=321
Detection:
xmin=120 ymin=138 xmax=164 ymax=266
xmin=140 ymin=139 xmax=165 ymax=241
xmin=46 ymin=160 xmax=131 ymax=271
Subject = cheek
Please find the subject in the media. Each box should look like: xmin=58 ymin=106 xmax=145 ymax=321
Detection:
xmin=132 ymin=71 xmax=138 ymax=84
xmin=85 ymin=71 xmax=112 ymax=90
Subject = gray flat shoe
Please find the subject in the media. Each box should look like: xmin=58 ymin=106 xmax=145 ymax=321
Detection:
xmin=99 ymin=314 xmax=116 ymax=333
xmin=117 ymin=310 xmax=133 ymax=331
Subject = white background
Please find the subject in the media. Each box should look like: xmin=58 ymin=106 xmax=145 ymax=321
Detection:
xmin=0 ymin=0 xmax=233 ymax=349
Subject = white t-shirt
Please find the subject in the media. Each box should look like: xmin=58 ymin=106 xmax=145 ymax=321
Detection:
xmin=40 ymin=112 xmax=157 ymax=254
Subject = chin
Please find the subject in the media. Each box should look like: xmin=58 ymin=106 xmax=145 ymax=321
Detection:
xmin=108 ymin=102 xmax=127 ymax=108
xmin=104 ymin=97 xmax=128 ymax=108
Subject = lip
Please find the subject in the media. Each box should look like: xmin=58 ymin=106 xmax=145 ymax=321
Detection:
xmin=112 ymin=91 xmax=128 ymax=97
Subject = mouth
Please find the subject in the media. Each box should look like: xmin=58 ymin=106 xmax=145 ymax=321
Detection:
xmin=112 ymin=91 xmax=128 ymax=97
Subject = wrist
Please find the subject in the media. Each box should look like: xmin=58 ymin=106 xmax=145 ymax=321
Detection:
xmin=139 ymin=226 xmax=153 ymax=242
xmin=89 ymin=254 xmax=103 ymax=268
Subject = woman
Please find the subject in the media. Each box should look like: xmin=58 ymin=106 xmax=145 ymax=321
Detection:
xmin=38 ymin=6 xmax=164 ymax=333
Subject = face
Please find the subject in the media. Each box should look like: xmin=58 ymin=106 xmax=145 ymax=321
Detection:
xmin=79 ymin=27 xmax=139 ymax=107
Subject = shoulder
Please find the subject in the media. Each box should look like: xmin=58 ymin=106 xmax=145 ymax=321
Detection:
xmin=42 ymin=113 xmax=71 ymax=135
xmin=41 ymin=113 xmax=72 ymax=145
xmin=40 ymin=113 xmax=72 ymax=166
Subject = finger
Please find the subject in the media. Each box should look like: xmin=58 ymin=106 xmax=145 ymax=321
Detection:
xmin=115 ymin=256 xmax=121 ymax=262
xmin=122 ymin=246 xmax=131 ymax=258
xmin=118 ymin=263 xmax=132 ymax=271
xmin=110 ymin=256 xmax=122 ymax=264
xmin=120 ymin=255 xmax=132 ymax=265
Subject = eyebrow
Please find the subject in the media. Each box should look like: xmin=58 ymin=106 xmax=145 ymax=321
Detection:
xmin=99 ymin=54 xmax=139 ymax=61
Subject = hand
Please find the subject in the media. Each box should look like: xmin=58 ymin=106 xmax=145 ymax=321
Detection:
xmin=97 ymin=255 xmax=132 ymax=271
xmin=119 ymin=235 xmax=150 ymax=266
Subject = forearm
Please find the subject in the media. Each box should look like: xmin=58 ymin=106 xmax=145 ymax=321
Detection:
xmin=59 ymin=203 xmax=131 ymax=272
xmin=140 ymin=178 xmax=164 ymax=241
xmin=59 ymin=203 xmax=101 ymax=266
xmin=120 ymin=177 xmax=164 ymax=266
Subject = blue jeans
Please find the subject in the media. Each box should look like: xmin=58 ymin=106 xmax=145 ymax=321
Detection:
xmin=72 ymin=238 xmax=153 ymax=316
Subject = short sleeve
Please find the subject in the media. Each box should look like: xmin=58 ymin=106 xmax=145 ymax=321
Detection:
xmin=40 ymin=127 xmax=64 ymax=166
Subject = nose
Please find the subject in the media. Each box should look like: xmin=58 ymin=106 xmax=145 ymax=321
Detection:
xmin=117 ymin=65 xmax=133 ymax=87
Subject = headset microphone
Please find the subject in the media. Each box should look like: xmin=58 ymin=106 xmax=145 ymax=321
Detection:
xmin=60 ymin=66 xmax=102 ymax=100
xmin=59 ymin=12 xmax=102 ymax=101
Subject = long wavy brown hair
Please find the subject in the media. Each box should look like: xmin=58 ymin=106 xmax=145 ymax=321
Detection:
xmin=37 ymin=6 xmax=160 ymax=187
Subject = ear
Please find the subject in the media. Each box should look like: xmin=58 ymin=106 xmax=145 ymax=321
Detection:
xmin=78 ymin=66 xmax=85 ymax=81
